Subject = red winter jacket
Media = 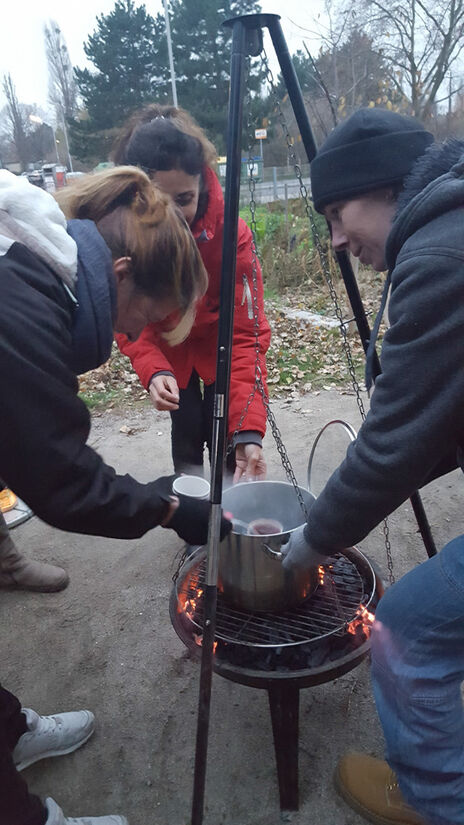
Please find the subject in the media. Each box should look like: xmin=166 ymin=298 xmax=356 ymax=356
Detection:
xmin=116 ymin=167 xmax=271 ymax=439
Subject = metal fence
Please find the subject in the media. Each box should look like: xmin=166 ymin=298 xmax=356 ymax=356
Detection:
xmin=238 ymin=163 xmax=312 ymax=206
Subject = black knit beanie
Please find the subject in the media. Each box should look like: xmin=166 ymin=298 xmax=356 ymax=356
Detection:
xmin=311 ymin=108 xmax=434 ymax=213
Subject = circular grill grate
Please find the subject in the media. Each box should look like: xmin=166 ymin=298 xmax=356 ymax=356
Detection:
xmin=175 ymin=550 xmax=375 ymax=648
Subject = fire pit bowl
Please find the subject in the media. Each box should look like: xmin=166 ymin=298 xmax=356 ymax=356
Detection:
xmin=219 ymin=480 xmax=316 ymax=612
xmin=171 ymin=544 xmax=381 ymax=813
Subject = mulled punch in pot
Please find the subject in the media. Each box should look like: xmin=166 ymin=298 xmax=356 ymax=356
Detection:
xmin=217 ymin=421 xmax=358 ymax=613
xmin=218 ymin=480 xmax=317 ymax=612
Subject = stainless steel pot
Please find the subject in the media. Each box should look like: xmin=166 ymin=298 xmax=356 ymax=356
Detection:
xmin=218 ymin=480 xmax=317 ymax=612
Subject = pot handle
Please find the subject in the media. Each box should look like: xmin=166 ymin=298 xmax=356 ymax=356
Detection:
xmin=307 ymin=419 xmax=357 ymax=494
xmin=261 ymin=543 xmax=284 ymax=561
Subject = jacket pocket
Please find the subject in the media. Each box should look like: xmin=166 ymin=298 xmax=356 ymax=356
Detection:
xmin=241 ymin=274 xmax=253 ymax=320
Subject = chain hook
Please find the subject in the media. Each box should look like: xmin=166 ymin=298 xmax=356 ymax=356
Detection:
xmin=258 ymin=47 xmax=395 ymax=583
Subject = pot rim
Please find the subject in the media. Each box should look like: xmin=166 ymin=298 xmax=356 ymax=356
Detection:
xmin=224 ymin=479 xmax=313 ymax=536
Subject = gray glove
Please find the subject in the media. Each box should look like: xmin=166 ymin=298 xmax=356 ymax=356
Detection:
xmin=281 ymin=524 xmax=329 ymax=571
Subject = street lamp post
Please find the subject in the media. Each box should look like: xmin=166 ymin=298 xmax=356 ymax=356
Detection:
xmin=162 ymin=0 xmax=178 ymax=107
xmin=59 ymin=113 xmax=74 ymax=173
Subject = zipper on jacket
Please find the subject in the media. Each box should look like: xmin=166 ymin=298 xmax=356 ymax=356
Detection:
xmin=241 ymin=274 xmax=253 ymax=320
xmin=62 ymin=282 xmax=79 ymax=309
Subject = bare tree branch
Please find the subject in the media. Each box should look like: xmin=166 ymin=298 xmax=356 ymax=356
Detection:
xmin=303 ymin=41 xmax=338 ymax=126
xmin=44 ymin=21 xmax=78 ymax=122
xmin=434 ymin=79 xmax=464 ymax=103
xmin=1 ymin=73 xmax=30 ymax=171
xmin=351 ymin=0 xmax=464 ymax=118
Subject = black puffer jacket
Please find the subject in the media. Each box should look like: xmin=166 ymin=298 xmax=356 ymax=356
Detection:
xmin=0 ymin=221 xmax=170 ymax=540
xmin=305 ymin=140 xmax=464 ymax=556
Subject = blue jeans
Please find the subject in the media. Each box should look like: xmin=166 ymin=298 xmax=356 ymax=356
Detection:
xmin=371 ymin=535 xmax=464 ymax=825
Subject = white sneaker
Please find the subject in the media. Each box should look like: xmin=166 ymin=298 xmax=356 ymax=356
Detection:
xmin=45 ymin=797 xmax=128 ymax=825
xmin=13 ymin=708 xmax=95 ymax=771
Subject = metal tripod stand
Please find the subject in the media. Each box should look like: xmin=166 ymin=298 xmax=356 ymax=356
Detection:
xmin=191 ymin=13 xmax=437 ymax=825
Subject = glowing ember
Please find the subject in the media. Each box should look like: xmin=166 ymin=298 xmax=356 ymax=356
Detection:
xmin=347 ymin=604 xmax=375 ymax=637
xmin=178 ymin=564 xmax=376 ymax=648
xmin=193 ymin=633 xmax=217 ymax=653
xmin=180 ymin=583 xmax=218 ymax=653
xmin=179 ymin=585 xmax=203 ymax=619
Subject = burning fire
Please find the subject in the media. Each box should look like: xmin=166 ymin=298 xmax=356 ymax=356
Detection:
xmin=181 ymin=587 xmax=203 ymax=619
xmin=318 ymin=565 xmax=325 ymax=585
xmin=347 ymin=604 xmax=375 ymax=637
xmin=194 ymin=633 xmax=218 ymax=653
xmin=179 ymin=584 xmax=218 ymax=654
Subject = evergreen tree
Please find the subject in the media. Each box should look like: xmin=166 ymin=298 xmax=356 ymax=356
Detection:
xmin=151 ymin=0 xmax=263 ymax=152
xmin=74 ymin=0 xmax=159 ymax=130
xmin=274 ymin=50 xmax=319 ymax=100
xmin=67 ymin=116 xmax=121 ymax=168
xmin=71 ymin=0 xmax=263 ymax=161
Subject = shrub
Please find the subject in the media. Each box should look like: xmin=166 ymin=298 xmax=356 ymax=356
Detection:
xmin=239 ymin=198 xmax=331 ymax=293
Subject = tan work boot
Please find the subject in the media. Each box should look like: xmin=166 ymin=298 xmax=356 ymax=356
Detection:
xmin=0 ymin=487 xmax=17 ymax=512
xmin=0 ymin=521 xmax=69 ymax=592
xmin=335 ymin=753 xmax=426 ymax=825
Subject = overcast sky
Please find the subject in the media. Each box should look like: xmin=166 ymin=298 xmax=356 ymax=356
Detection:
xmin=0 ymin=0 xmax=325 ymax=115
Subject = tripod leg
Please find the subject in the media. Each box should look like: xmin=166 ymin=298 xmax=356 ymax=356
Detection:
xmin=267 ymin=683 xmax=300 ymax=811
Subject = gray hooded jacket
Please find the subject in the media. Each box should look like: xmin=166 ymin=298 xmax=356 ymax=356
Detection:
xmin=305 ymin=140 xmax=464 ymax=556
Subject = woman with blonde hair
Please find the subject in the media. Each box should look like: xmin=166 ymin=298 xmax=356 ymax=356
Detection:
xmin=112 ymin=104 xmax=271 ymax=482
xmin=0 ymin=166 xmax=230 ymax=825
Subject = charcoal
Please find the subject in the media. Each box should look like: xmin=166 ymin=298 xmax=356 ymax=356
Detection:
xmin=174 ymin=548 xmax=378 ymax=676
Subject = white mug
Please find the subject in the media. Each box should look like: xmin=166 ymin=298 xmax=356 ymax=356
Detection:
xmin=172 ymin=475 xmax=210 ymax=500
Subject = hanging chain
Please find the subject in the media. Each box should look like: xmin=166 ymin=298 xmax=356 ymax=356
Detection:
xmin=260 ymin=48 xmax=394 ymax=584
xmin=382 ymin=520 xmax=395 ymax=585
xmin=172 ymin=545 xmax=189 ymax=584
xmin=227 ymin=67 xmax=309 ymax=519
xmin=260 ymin=49 xmax=366 ymax=420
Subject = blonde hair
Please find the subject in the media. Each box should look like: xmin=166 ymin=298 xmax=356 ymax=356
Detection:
xmin=56 ymin=166 xmax=207 ymax=345
xmin=111 ymin=104 xmax=217 ymax=168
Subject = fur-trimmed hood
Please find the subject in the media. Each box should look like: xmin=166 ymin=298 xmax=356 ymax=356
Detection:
xmin=386 ymin=139 xmax=464 ymax=268
xmin=0 ymin=170 xmax=77 ymax=289
xmin=0 ymin=171 xmax=115 ymax=376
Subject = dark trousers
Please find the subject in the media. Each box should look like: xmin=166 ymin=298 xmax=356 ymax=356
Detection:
xmin=170 ymin=371 xmax=215 ymax=473
xmin=170 ymin=371 xmax=236 ymax=475
xmin=0 ymin=685 xmax=47 ymax=825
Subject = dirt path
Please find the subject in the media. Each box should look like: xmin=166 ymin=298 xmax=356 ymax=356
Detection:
xmin=2 ymin=390 xmax=463 ymax=824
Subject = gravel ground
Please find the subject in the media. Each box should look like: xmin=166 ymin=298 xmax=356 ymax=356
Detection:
xmin=2 ymin=390 xmax=463 ymax=825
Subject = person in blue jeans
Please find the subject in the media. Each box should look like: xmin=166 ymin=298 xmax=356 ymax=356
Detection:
xmin=283 ymin=108 xmax=464 ymax=825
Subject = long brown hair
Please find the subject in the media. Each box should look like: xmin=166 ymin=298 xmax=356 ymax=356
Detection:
xmin=56 ymin=166 xmax=208 ymax=343
xmin=111 ymin=105 xmax=217 ymax=223
xmin=111 ymin=104 xmax=217 ymax=168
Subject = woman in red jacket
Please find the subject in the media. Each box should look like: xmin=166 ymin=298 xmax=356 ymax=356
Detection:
xmin=112 ymin=105 xmax=271 ymax=483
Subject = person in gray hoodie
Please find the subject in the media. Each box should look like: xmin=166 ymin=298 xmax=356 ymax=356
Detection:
xmin=0 ymin=166 xmax=231 ymax=825
xmin=283 ymin=109 xmax=464 ymax=825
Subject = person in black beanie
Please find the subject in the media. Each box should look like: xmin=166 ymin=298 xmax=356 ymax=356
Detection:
xmin=310 ymin=107 xmax=433 ymax=213
xmin=283 ymin=107 xmax=464 ymax=825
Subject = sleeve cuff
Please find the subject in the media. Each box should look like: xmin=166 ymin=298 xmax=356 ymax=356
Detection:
xmin=303 ymin=523 xmax=332 ymax=559
xmin=148 ymin=370 xmax=175 ymax=389
xmin=232 ymin=431 xmax=263 ymax=448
